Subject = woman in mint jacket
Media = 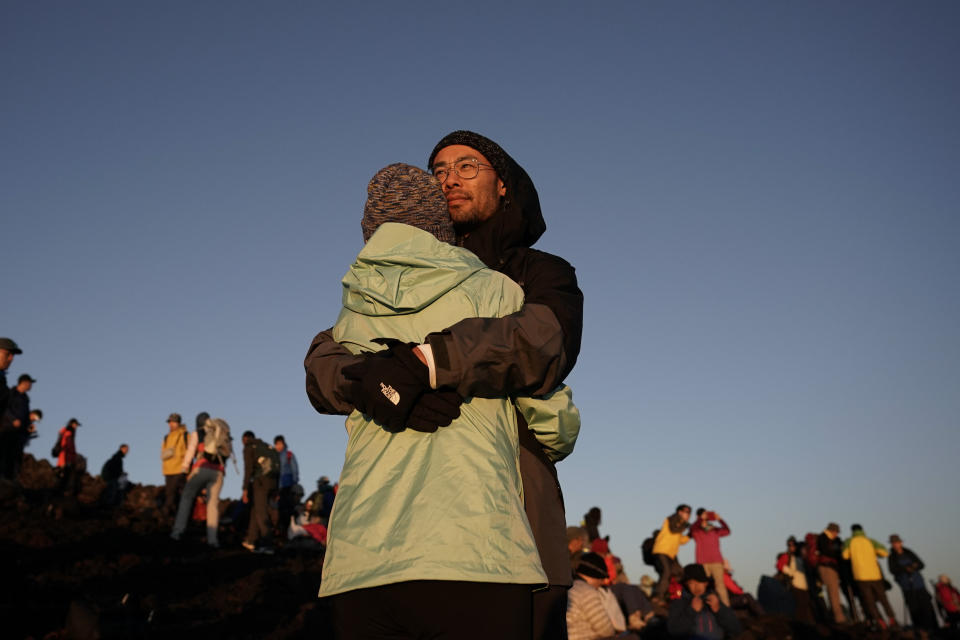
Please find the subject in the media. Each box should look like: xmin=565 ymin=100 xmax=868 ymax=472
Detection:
xmin=319 ymin=165 xmax=579 ymax=640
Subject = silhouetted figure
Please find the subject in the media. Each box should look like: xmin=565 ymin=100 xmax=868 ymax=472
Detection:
xmin=100 ymin=444 xmax=128 ymax=506
xmin=887 ymin=534 xmax=936 ymax=631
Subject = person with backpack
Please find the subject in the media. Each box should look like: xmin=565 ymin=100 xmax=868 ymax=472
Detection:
xmin=160 ymin=413 xmax=188 ymax=520
xmin=273 ymin=435 xmax=299 ymax=541
xmin=652 ymin=505 xmax=692 ymax=603
xmin=171 ymin=416 xmax=233 ymax=548
xmin=241 ymin=430 xmax=278 ymax=552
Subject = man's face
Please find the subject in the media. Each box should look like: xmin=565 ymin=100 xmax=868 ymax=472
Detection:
xmin=431 ymin=144 xmax=505 ymax=233
xmin=120 ymin=445 xmax=129 ymax=456
xmin=274 ymin=440 xmax=285 ymax=452
xmin=686 ymin=579 xmax=708 ymax=596
xmin=679 ymin=507 xmax=691 ymax=522
xmin=0 ymin=349 xmax=13 ymax=371
xmin=18 ymin=380 xmax=33 ymax=392
xmin=892 ymin=541 xmax=903 ymax=553
xmin=168 ymin=420 xmax=179 ymax=431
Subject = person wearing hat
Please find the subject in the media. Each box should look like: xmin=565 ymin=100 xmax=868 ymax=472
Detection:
xmin=160 ymin=412 xmax=188 ymax=519
xmin=887 ymin=534 xmax=937 ymax=631
xmin=0 ymin=338 xmax=22 ymax=457
xmin=667 ymin=564 xmax=741 ymax=639
xmin=0 ymin=373 xmax=36 ymax=480
xmin=566 ymin=551 xmax=635 ymax=640
xmin=55 ymin=418 xmax=81 ymax=496
xmin=841 ymin=524 xmax=897 ymax=629
xmin=935 ymin=574 xmax=960 ymax=630
xmin=317 ymin=164 xmax=580 ymax=640
xmin=305 ymin=131 xmax=584 ymax=640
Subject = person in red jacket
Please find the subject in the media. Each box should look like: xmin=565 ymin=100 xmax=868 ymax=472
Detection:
xmin=936 ymin=574 xmax=960 ymax=630
xmin=690 ymin=508 xmax=731 ymax=606
xmin=56 ymin=418 xmax=81 ymax=496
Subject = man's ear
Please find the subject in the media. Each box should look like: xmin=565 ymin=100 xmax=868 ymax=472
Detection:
xmin=497 ymin=179 xmax=506 ymax=197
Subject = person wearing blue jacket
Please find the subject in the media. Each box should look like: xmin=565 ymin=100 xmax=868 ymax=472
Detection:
xmin=668 ymin=564 xmax=741 ymax=639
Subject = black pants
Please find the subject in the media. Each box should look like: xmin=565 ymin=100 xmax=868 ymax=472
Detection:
xmin=57 ymin=464 xmax=80 ymax=497
xmin=163 ymin=473 xmax=186 ymax=517
xmin=532 ymin=584 xmax=568 ymax=640
xmin=276 ymin=486 xmax=296 ymax=539
xmin=654 ymin=553 xmax=681 ymax=599
xmin=331 ymin=580 xmax=533 ymax=640
xmin=244 ymin=475 xmax=277 ymax=547
xmin=903 ymin=588 xmax=937 ymax=630
xmin=857 ymin=579 xmax=895 ymax=623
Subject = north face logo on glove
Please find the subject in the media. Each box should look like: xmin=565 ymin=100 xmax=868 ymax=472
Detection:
xmin=379 ymin=382 xmax=400 ymax=406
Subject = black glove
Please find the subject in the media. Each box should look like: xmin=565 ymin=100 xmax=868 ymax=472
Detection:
xmin=342 ymin=339 xmax=433 ymax=432
xmin=407 ymin=389 xmax=462 ymax=432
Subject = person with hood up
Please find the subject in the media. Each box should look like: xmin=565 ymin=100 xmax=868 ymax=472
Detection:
xmin=318 ymin=164 xmax=580 ymax=640
xmin=305 ymin=131 xmax=584 ymax=640
xmin=100 ymin=444 xmax=128 ymax=506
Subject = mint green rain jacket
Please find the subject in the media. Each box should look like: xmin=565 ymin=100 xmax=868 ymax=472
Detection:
xmin=319 ymin=223 xmax=579 ymax=597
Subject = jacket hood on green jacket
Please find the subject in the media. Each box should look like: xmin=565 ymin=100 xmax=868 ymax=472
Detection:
xmin=341 ymin=223 xmax=487 ymax=317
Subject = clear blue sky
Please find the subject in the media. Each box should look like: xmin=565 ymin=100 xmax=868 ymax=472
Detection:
xmin=3 ymin=1 xmax=958 ymax=606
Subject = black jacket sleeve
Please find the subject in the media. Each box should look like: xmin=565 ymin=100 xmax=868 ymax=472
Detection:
xmin=425 ymin=249 xmax=583 ymax=397
xmin=303 ymin=328 xmax=364 ymax=415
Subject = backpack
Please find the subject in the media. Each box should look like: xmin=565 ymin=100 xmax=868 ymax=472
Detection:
xmin=252 ymin=439 xmax=279 ymax=478
xmin=642 ymin=529 xmax=659 ymax=567
xmin=51 ymin=433 xmax=63 ymax=458
xmin=202 ymin=418 xmax=233 ymax=462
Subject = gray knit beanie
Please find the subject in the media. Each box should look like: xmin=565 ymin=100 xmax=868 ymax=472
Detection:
xmin=362 ymin=163 xmax=454 ymax=244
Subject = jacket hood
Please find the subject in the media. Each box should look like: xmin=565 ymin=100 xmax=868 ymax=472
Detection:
xmin=429 ymin=130 xmax=546 ymax=268
xmin=340 ymin=223 xmax=487 ymax=317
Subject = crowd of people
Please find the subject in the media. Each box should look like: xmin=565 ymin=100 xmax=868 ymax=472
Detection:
xmin=563 ymin=505 xmax=960 ymax=639
xmin=4 ymin=126 xmax=959 ymax=640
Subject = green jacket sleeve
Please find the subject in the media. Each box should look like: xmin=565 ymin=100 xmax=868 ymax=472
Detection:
xmin=513 ymin=384 xmax=580 ymax=463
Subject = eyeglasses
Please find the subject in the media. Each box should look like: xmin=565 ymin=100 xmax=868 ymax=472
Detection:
xmin=431 ymin=158 xmax=495 ymax=183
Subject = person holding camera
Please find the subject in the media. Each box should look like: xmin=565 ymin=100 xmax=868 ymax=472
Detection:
xmin=689 ymin=508 xmax=731 ymax=606
xmin=668 ymin=564 xmax=740 ymax=639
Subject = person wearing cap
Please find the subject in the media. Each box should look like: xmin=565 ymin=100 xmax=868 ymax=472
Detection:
xmin=1 ymin=372 xmax=35 ymax=480
xmin=0 ymin=338 xmax=22 ymax=474
xmin=305 ymin=131 xmax=584 ymax=640
xmin=566 ymin=551 xmax=635 ymax=640
xmin=667 ymin=564 xmax=741 ymax=639
xmin=887 ymin=534 xmax=937 ymax=631
xmin=160 ymin=413 xmax=188 ymax=519
xmin=816 ymin=522 xmax=847 ymax=623
xmin=305 ymin=475 xmax=335 ymax=526
xmin=842 ymin=523 xmax=897 ymax=629
xmin=317 ymin=164 xmax=580 ymax=640
xmin=55 ymin=418 xmax=81 ymax=496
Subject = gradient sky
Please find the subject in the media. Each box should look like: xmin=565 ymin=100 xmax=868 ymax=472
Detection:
xmin=3 ymin=1 xmax=958 ymax=609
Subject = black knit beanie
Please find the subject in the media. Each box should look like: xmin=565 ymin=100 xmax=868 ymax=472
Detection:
xmin=428 ymin=130 xmax=513 ymax=183
xmin=576 ymin=552 xmax=609 ymax=580
xmin=362 ymin=163 xmax=454 ymax=244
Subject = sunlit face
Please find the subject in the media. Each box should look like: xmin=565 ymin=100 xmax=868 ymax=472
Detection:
xmin=274 ymin=440 xmax=285 ymax=452
xmin=892 ymin=540 xmax=903 ymax=553
xmin=0 ymin=349 xmax=14 ymax=371
xmin=18 ymin=380 xmax=33 ymax=392
xmin=168 ymin=420 xmax=179 ymax=431
xmin=431 ymin=145 xmax=505 ymax=233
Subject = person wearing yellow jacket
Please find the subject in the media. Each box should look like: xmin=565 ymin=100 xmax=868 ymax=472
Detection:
xmin=160 ymin=413 xmax=187 ymax=519
xmin=842 ymin=524 xmax=897 ymax=630
xmin=651 ymin=504 xmax=692 ymax=601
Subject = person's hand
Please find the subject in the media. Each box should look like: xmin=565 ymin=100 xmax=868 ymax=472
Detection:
xmin=690 ymin=596 xmax=703 ymax=612
xmin=342 ymin=339 xmax=433 ymax=432
xmin=407 ymin=390 xmax=462 ymax=432
xmin=705 ymin=593 xmax=720 ymax=612
xmin=242 ymin=489 xmax=249 ymax=504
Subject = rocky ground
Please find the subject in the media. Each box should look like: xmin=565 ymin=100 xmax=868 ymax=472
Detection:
xmin=2 ymin=454 xmax=956 ymax=639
